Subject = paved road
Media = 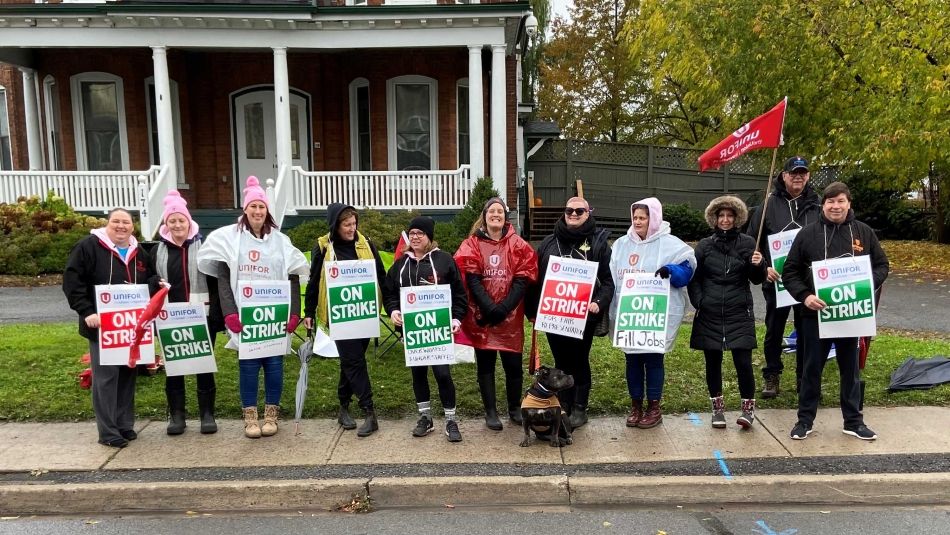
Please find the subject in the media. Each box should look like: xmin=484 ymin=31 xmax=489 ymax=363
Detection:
xmin=5 ymin=274 xmax=948 ymax=332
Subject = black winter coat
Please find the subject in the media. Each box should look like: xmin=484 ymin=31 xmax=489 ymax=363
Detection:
xmin=383 ymin=249 xmax=468 ymax=322
xmin=746 ymin=174 xmax=821 ymax=265
xmin=688 ymin=229 xmax=767 ymax=350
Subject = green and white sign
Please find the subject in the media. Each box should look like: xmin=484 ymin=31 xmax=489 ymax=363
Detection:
xmin=812 ymin=255 xmax=876 ymax=338
xmin=325 ymin=259 xmax=380 ymax=340
xmin=768 ymin=228 xmax=800 ymax=308
xmin=400 ymin=285 xmax=455 ymax=367
xmin=155 ymin=302 xmax=217 ymax=377
xmin=237 ymin=280 xmax=291 ymax=360
xmin=612 ymin=273 xmax=670 ymax=352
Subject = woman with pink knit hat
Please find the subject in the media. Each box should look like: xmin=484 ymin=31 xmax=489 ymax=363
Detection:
xmin=198 ymin=177 xmax=309 ymax=439
xmin=154 ymin=190 xmax=224 ymax=435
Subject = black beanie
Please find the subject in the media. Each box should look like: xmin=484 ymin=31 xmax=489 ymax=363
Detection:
xmin=408 ymin=216 xmax=435 ymax=241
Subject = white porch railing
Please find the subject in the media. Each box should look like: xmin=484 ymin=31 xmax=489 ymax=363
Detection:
xmin=138 ymin=164 xmax=176 ymax=241
xmin=290 ymin=165 xmax=473 ymax=211
xmin=265 ymin=163 xmax=294 ymax=229
xmin=0 ymin=166 xmax=161 ymax=212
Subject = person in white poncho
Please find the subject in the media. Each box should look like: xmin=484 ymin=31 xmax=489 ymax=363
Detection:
xmin=609 ymin=197 xmax=696 ymax=430
xmin=197 ymin=177 xmax=309 ymax=439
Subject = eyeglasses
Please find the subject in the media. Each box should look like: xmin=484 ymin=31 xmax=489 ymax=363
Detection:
xmin=564 ymin=207 xmax=590 ymax=216
xmin=407 ymin=231 xmax=427 ymax=238
xmin=787 ymin=171 xmax=808 ymax=178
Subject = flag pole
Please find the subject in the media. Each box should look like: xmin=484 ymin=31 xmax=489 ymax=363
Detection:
xmin=754 ymin=147 xmax=780 ymax=253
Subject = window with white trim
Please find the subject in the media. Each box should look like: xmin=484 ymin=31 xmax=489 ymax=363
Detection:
xmin=387 ymin=75 xmax=438 ymax=171
xmin=145 ymin=77 xmax=187 ymax=186
xmin=0 ymin=86 xmax=11 ymax=170
xmin=70 ymin=72 xmax=129 ymax=171
xmin=349 ymin=78 xmax=371 ymax=171
xmin=457 ymin=78 xmax=470 ymax=166
xmin=42 ymin=76 xmax=64 ymax=170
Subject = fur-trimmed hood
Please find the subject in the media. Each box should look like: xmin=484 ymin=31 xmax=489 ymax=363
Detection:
xmin=704 ymin=195 xmax=748 ymax=229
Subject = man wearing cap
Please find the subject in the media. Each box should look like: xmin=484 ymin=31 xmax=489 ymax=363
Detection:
xmin=746 ymin=156 xmax=821 ymax=399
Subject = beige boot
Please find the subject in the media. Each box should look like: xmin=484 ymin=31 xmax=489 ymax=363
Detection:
xmin=261 ymin=404 xmax=280 ymax=436
xmin=243 ymin=406 xmax=261 ymax=439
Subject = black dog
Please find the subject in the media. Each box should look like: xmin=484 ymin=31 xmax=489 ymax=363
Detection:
xmin=519 ymin=366 xmax=575 ymax=448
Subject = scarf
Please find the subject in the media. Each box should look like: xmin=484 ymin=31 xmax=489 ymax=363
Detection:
xmin=554 ymin=216 xmax=596 ymax=245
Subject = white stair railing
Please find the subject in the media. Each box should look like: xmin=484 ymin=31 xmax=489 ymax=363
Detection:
xmin=138 ymin=164 xmax=175 ymax=241
xmin=265 ymin=163 xmax=296 ymax=229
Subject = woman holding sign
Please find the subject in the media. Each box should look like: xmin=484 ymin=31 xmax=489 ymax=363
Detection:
xmin=63 ymin=208 xmax=162 ymax=448
xmin=609 ymin=198 xmax=695 ymax=429
xmin=383 ymin=217 xmax=468 ymax=442
xmin=303 ymin=203 xmax=387 ymax=437
xmin=687 ymin=196 xmax=766 ymax=430
xmin=455 ymin=197 xmax=539 ymax=430
xmin=198 ymin=177 xmax=309 ymax=439
xmin=154 ymin=190 xmax=223 ymax=435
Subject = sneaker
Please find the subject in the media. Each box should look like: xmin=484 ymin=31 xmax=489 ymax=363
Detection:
xmin=842 ymin=424 xmax=877 ymax=441
xmin=789 ymin=422 xmax=813 ymax=440
xmin=445 ymin=420 xmax=463 ymax=442
xmin=411 ymin=415 xmax=434 ymax=437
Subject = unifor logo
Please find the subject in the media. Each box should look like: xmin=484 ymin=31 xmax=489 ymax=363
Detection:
xmin=628 ymin=254 xmax=640 ymax=266
xmin=626 ymin=278 xmax=636 ymax=288
xmin=100 ymin=293 xmax=111 ymax=304
xmin=248 ymin=250 xmax=261 ymax=262
xmin=242 ymin=286 xmax=253 ymax=299
xmin=817 ymin=268 xmax=829 ymax=280
xmin=551 ymin=262 xmax=561 ymax=273
xmin=489 ymin=254 xmax=500 ymax=267
xmin=329 ymin=266 xmax=339 ymax=278
xmin=771 ymin=240 xmax=782 ymax=251
xmin=407 ymin=293 xmax=416 ymax=304
xmin=731 ymin=123 xmax=750 ymax=138
xmin=158 ymin=310 xmax=168 ymax=320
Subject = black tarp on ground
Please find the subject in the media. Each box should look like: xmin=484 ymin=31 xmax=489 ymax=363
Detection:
xmin=888 ymin=356 xmax=950 ymax=391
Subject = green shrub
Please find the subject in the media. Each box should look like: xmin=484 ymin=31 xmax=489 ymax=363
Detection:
xmin=285 ymin=219 xmax=329 ymax=253
xmin=454 ymin=177 xmax=500 ymax=237
xmin=435 ymin=221 xmax=462 ymax=255
xmin=886 ymin=203 xmax=933 ymax=241
xmin=663 ymin=203 xmax=709 ymax=241
xmin=287 ymin=209 xmax=419 ymax=253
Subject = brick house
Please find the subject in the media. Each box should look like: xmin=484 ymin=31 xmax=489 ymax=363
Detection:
xmin=0 ymin=0 xmax=538 ymax=237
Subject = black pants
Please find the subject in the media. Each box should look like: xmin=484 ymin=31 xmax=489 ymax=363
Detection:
xmin=762 ymin=283 xmax=804 ymax=383
xmin=546 ymin=330 xmax=595 ymax=411
xmin=474 ymin=349 xmax=524 ymax=411
xmin=89 ymin=340 xmax=137 ymax=443
xmin=704 ymin=349 xmax=755 ymax=399
xmin=336 ymin=338 xmax=374 ymax=411
xmin=411 ymin=365 xmax=456 ymax=408
xmin=796 ymin=315 xmax=863 ymax=428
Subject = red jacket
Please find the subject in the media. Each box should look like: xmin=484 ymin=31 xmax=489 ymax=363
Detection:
xmin=454 ymin=225 xmax=538 ymax=352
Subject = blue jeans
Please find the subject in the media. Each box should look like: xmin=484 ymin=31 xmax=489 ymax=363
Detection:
xmin=239 ymin=355 xmax=284 ymax=407
xmin=625 ymin=353 xmax=665 ymax=401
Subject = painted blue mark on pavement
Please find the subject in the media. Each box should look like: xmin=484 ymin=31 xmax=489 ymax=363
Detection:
xmin=686 ymin=412 xmax=703 ymax=426
xmin=713 ymin=449 xmax=732 ymax=480
xmin=752 ymin=519 xmax=798 ymax=535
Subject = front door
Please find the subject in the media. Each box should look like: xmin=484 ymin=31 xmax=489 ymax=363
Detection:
xmin=232 ymin=88 xmax=310 ymax=206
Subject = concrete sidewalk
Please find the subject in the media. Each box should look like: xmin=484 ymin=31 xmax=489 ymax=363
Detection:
xmin=1 ymin=406 xmax=949 ymax=514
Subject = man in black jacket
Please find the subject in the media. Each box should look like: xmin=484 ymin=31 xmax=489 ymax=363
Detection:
xmin=747 ymin=156 xmax=821 ymax=398
xmin=782 ymin=182 xmax=889 ymax=441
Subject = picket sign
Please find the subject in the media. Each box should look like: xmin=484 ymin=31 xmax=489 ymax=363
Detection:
xmin=534 ymin=256 xmax=598 ymax=340
xmin=95 ymin=284 xmax=155 ymax=366
xmin=400 ymin=285 xmax=455 ymax=367
xmin=611 ymin=273 xmax=671 ymax=352
xmin=767 ymin=228 xmax=801 ymax=308
xmin=237 ymin=280 xmax=291 ymax=360
xmin=812 ymin=255 xmax=876 ymax=339
xmin=325 ymin=259 xmax=380 ymax=340
xmin=155 ymin=302 xmax=217 ymax=376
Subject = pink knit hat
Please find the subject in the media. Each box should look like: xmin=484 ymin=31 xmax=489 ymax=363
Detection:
xmin=242 ymin=176 xmax=269 ymax=210
xmin=159 ymin=190 xmax=199 ymax=241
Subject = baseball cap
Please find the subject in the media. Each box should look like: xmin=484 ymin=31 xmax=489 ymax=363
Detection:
xmin=784 ymin=156 xmax=809 ymax=173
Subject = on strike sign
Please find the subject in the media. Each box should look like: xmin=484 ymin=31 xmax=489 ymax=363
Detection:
xmin=95 ymin=284 xmax=155 ymax=366
xmin=535 ymin=256 xmax=598 ymax=339
xmin=768 ymin=229 xmax=800 ymax=308
xmin=237 ymin=280 xmax=290 ymax=360
xmin=812 ymin=255 xmax=876 ymax=339
xmin=400 ymin=285 xmax=455 ymax=367
xmin=325 ymin=259 xmax=380 ymax=340
xmin=612 ymin=273 xmax=670 ymax=352
xmin=155 ymin=302 xmax=217 ymax=377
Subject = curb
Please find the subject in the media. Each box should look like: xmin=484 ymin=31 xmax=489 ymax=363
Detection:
xmin=2 ymin=473 xmax=949 ymax=515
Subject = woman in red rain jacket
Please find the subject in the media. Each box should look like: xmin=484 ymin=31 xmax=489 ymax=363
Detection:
xmin=454 ymin=197 xmax=538 ymax=430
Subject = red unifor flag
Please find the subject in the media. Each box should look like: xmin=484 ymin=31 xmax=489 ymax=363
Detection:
xmin=393 ymin=230 xmax=409 ymax=259
xmin=698 ymin=97 xmax=787 ymax=172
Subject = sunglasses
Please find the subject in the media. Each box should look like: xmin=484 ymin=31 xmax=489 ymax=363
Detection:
xmin=564 ymin=207 xmax=590 ymax=216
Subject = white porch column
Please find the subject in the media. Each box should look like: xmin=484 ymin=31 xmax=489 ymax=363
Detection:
xmin=273 ymin=47 xmax=292 ymax=175
xmin=19 ymin=68 xmax=43 ymax=170
xmin=490 ymin=44 xmax=507 ymax=202
xmin=467 ymin=45 xmax=485 ymax=181
xmin=150 ymin=46 xmax=178 ymax=187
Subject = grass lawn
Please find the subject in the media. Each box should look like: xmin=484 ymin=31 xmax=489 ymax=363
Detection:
xmin=1 ymin=321 xmax=947 ymax=422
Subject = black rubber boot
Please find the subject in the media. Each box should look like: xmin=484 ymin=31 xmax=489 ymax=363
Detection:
xmin=338 ymin=404 xmax=357 ymax=430
xmin=477 ymin=374 xmax=503 ymax=430
xmin=505 ymin=369 xmax=524 ymax=425
xmin=356 ymin=408 xmax=378 ymax=437
xmin=166 ymin=388 xmax=186 ymax=435
xmin=197 ymin=388 xmax=218 ymax=434
xmin=569 ymin=405 xmax=588 ymax=429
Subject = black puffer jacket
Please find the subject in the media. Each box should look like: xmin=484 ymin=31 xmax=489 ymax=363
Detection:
xmin=746 ymin=174 xmax=821 ymax=264
xmin=688 ymin=229 xmax=767 ymax=350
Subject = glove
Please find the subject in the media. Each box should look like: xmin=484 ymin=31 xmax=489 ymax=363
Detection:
xmin=224 ymin=314 xmax=243 ymax=334
xmin=286 ymin=314 xmax=300 ymax=333
xmin=654 ymin=266 xmax=671 ymax=279
xmin=488 ymin=304 xmax=509 ymax=325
